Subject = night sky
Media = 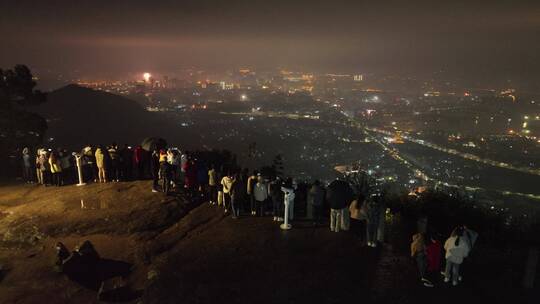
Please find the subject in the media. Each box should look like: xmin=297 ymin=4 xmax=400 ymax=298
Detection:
xmin=1 ymin=0 xmax=539 ymax=80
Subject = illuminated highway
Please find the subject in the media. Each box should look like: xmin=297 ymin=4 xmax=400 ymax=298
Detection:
xmin=364 ymin=127 xmax=540 ymax=176
xmin=362 ymin=127 xmax=540 ymax=200
xmin=344 ymin=116 xmax=540 ymax=200
xmin=218 ymin=110 xmax=540 ymax=200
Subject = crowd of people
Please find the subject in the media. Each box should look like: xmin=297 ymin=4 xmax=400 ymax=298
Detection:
xmin=411 ymin=225 xmax=478 ymax=288
xmin=20 ymin=143 xmax=390 ymax=243
xmin=23 ymin=144 xmax=188 ymax=189
xmin=20 ymin=143 xmax=478 ymax=289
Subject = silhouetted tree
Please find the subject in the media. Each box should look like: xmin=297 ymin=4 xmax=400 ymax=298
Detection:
xmin=1 ymin=65 xmax=46 ymax=108
xmin=0 ymin=65 xmax=47 ymax=176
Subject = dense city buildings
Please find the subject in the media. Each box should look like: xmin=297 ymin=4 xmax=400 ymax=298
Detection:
xmin=2 ymin=1 xmax=540 ymax=302
xmin=61 ymin=69 xmax=539 ymax=206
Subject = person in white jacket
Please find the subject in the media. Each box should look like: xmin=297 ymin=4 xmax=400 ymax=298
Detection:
xmin=443 ymin=226 xmax=470 ymax=286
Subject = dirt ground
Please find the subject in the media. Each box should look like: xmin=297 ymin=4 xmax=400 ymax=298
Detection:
xmin=0 ymin=181 xmax=190 ymax=303
xmin=0 ymin=182 xmax=537 ymax=304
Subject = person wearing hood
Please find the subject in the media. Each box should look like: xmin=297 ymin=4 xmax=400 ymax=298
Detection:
xmin=95 ymin=146 xmax=107 ymax=183
xmin=459 ymin=225 xmax=478 ymax=282
xmin=443 ymin=226 xmax=470 ymax=286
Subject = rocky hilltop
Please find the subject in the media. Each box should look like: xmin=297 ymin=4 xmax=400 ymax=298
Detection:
xmin=0 ymin=181 xmax=534 ymax=304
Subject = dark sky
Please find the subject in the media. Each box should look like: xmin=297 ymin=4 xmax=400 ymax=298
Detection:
xmin=1 ymin=0 xmax=539 ymax=81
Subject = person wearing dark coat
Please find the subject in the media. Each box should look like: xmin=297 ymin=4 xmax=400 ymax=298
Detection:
xmin=247 ymin=170 xmax=259 ymax=215
xmin=184 ymin=159 xmax=198 ymax=194
xmin=269 ymin=177 xmax=284 ymax=221
xmin=22 ymin=147 xmax=33 ymax=183
xmin=150 ymin=150 xmax=160 ymax=192
xmin=196 ymin=160 xmax=209 ymax=197
xmin=221 ymin=171 xmax=235 ymax=214
xmin=159 ymin=150 xmax=172 ymax=195
xmin=326 ymin=180 xmax=354 ymax=232
xmin=208 ymin=165 xmax=218 ymax=204
xmin=134 ymin=145 xmax=145 ymax=179
xmin=349 ymin=193 xmax=367 ymax=242
xmin=230 ymin=173 xmax=243 ymax=218
xmin=108 ymin=143 xmax=120 ymax=182
xmin=120 ymin=144 xmax=133 ymax=181
xmin=82 ymin=146 xmax=96 ymax=183
xmin=253 ymin=175 xmax=268 ymax=217
xmin=308 ymin=180 xmax=325 ymax=226
xmin=411 ymin=232 xmax=435 ymax=287
xmin=366 ymin=194 xmax=382 ymax=247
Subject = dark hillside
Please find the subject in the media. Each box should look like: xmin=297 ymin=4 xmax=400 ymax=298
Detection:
xmin=33 ymin=84 xmax=182 ymax=148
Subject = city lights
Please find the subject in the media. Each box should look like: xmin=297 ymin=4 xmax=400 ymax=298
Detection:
xmin=2 ymin=0 xmax=540 ymax=302
xmin=143 ymin=72 xmax=151 ymax=82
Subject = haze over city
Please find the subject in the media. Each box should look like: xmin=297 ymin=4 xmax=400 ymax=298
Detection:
xmin=1 ymin=1 xmax=539 ymax=303
xmin=1 ymin=0 xmax=540 ymax=86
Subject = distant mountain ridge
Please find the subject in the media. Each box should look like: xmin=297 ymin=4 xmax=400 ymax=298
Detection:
xmin=50 ymin=84 xmax=147 ymax=111
xmin=33 ymin=84 xmax=177 ymax=148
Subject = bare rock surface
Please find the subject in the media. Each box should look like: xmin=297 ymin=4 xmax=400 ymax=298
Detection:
xmin=0 ymin=182 xmax=535 ymax=304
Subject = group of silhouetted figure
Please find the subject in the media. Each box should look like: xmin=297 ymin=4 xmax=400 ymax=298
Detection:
xmin=20 ymin=143 xmax=478 ymax=289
